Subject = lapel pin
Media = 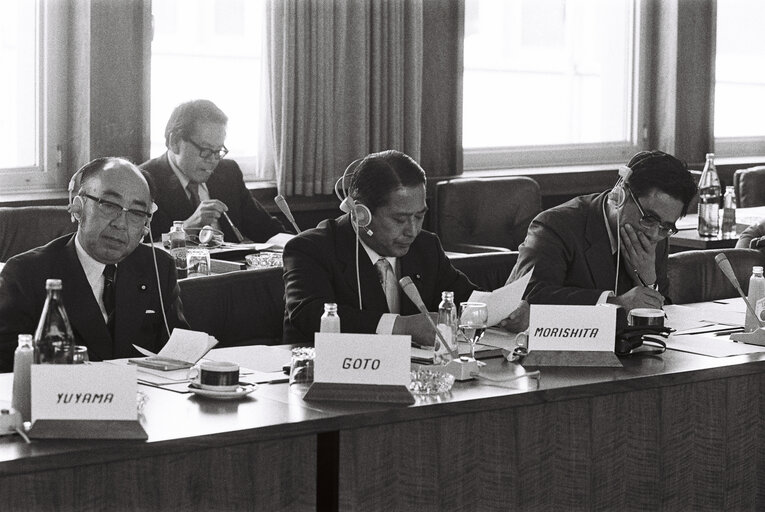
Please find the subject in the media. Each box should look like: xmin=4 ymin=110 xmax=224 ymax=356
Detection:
xmin=139 ymin=284 xmax=147 ymax=291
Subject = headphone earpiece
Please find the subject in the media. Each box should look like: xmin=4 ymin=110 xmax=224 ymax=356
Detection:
xmin=69 ymin=196 xmax=83 ymax=222
xmin=608 ymin=165 xmax=633 ymax=208
xmin=341 ymin=196 xmax=373 ymax=236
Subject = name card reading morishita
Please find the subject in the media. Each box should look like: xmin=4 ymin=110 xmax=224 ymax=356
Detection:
xmin=314 ymin=333 xmax=411 ymax=385
xmin=529 ymin=305 xmax=616 ymax=352
xmin=31 ymin=363 xmax=138 ymax=421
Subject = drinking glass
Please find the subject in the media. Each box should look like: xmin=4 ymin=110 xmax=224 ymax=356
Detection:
xmin=186 ymin=247 xmax=211 ymax=277
xmin=459 ymin=302 xmax=488 ymax=361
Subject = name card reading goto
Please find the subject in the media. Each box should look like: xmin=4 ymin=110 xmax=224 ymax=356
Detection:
xmin=529 ymin=304 xmax=617 ymax=352
xmin=314 ymin=333 xmax=411 ymax=386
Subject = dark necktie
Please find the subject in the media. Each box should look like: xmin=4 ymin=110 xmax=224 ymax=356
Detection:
xmin=103 ymin=264 xmax=117 ymax=337
xmin=187 ymin=182 xmax=201 ymax=209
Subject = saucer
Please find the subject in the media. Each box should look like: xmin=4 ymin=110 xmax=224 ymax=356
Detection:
xmin=188 ymin=383 xmax=257 ymax=400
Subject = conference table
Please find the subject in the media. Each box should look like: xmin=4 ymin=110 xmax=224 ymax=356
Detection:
xmin=2 ymin=305 xmax=765 ymax=511
xmin=670 ymin=206 xmax=765 ymax=252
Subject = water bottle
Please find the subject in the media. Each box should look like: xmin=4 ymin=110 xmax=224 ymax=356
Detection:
xmin=12 ymin=334 xmax=33 ymax=422
xmin=34 ymin=279 xmax=75 ymax=364
xmin=745 ymin=266 xmax=765 ymax=332
xmin=721 ymin=186 xmax=737 ymax=238
xmin=434 ymin=291 xmax=458 ymax=364
xmin=320 ymin=303 xmax=341 ymax=333
xmin=169 ymin=221 xmax=187 ymax=279
xmin=697 ymin=153 xmax=721 ymax=237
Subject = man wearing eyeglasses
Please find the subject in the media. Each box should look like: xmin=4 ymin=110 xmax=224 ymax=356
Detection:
xmin=506 ymin=150 xmax=697 ymax=313
xmin=140 ymin=99 xmax=286 ymax=242
xmin=0 ymin=157 xmax=189 ymax=372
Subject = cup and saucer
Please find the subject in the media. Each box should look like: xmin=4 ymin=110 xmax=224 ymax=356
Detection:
xmin=187 ymin=361 xmax=257 ymax=400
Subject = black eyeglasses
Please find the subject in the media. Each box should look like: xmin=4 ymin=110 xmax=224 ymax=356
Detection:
xmin=625 ymin=185 xmax=678 ymax=237
xmin=80 ymin=193 xmax=152 ymax=225
xmin=185 ymin=138 xmax=229 ymax=160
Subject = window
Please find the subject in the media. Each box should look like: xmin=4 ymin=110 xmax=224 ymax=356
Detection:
xmin=150 ymin=0 xmax=269 ymax=180
xmin=714 ymin=0 xmax=765 ymax=156
xmin=463 ymin=0 xmax=645 ymax=170
xmin=0 ymin=0 xmax=67 ymax=191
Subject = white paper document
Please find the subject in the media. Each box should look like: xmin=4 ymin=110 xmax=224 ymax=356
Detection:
xmin=468 ymin=269 xmax=532 ymax=327
xmin=667 ymin=333 xmax=765 ymax=357
xmin=206 ymin=345 xmax=292 ymax=373
xmin=132 ymin=328 xmax=218 ymax=364
xmin=215 ymin=232 xmax=295 ymax=253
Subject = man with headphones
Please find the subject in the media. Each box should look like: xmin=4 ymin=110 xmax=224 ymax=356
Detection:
xmin=506 ymin=150 xmax=697 ymax=313
xmin=282 ymin=150 xmax=522 ymax=346
xmin=0 ymin=157 xmax=189 ymax=372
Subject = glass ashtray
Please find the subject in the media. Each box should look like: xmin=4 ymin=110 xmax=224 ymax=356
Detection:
xmin=246 ymin=252 xmax=283 ymax=268
xmin=409 ymin=368 xmax=455 ymax=395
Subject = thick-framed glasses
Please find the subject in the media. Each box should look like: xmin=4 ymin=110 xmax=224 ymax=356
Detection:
xmin=80 ymin=193 xmax=152 ymax=225
xmin=625 ymin=185 xmax=678 ymax=237
xmin=185 ymin=138 xmax=229 ymax=160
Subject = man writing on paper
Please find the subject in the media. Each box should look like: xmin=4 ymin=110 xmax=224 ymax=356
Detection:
xmin=140 ymin=99 xmax=287 ymax=242
xmin=507 ymin=150 xmax=697 ymax=313
xmin=282 ymin=150 xmax=529 ymax=346
xmin=0 ymin=157 xmax=189 ymax=372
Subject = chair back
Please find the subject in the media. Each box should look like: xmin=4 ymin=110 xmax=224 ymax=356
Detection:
xmin=667 ymin=248 xmax=765 ymax=304
xmin=733 ymin=165 xmax=765 ymax=207
xmin=179 ymin=267 xmax=285 ymax=346
xmin=449 ymin=251 xmax=519 ymax=291
xmin=0 ymin=206 xmax=74 ymax=262
xmin=436 ymin=177 xmax=541 ymax=251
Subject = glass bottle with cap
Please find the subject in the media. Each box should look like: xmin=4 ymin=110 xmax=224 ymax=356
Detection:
xmin=169 ymin=220 xmax=187 ymax=279
xmin=435 ymin=291 xmax=458 ymax=364
xmin=721 ymin=186 xmax=736 ymax=238
xmin=320 ymin=303 xmax=341 ymax=333
xmin=34 ymin=279 xmax=75 ymax=364
xmin=697 ymin=153 xmax=721 ymax=237
xmin=745 ymin=266 xmax=765 ymax=332
xmin=12 ymin=334 xmax=33 ymax=422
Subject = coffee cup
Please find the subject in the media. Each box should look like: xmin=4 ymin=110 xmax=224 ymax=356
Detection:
xmin=188 ymin=361 xmax=239 ymax=391
xmin=628 ymin=308 xmax=664 ymax=327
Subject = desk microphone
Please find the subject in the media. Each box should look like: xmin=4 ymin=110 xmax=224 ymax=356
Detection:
xmin=274 ymin=195 xmax=302 ymax=234
xmin=398 ymin=277 xmax=458 ymax=360
xmin=714 ymin=253 xmax=765 ymax=327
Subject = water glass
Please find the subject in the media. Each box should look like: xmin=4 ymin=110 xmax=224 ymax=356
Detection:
xmin=289 ymin=347 xmax=315 ymax=393
xmin=186 ymin=247 xmax=211 ymax=277
xmin=72 ymin=345 xmax=89 ymax=364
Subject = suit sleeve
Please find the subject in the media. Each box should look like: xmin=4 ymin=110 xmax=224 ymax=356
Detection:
xmin=0 ymin=260 xmax=41 ymax=372
xmin=737 ymin=221 xmax=765 ymax=249
xmin=283 ymin=235 xmax=383 ymax=339
xmin=228 ymin=162 xmax=287 ymax=241
xmin=508 ymin=217 xmax=605 ymax=305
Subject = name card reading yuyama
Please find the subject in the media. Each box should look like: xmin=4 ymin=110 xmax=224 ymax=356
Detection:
xmin=529 ymin=305 xmax=616 ymax=352
xmin=314 ymin=333 xmax=411 ymax=386
xmin=31 ymin=363 xmax=139 ymax=421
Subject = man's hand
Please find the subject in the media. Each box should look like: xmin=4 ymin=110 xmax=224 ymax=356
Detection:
xmin=608 ymin=286 xmax=665 ymax=312
xmin=498 ymin=300 xmax=530 ymax=333
xmin=393 ymin=313 xmax=439 ymax=347
xmin=620 ymin=223 xmax=658 ymax=286
xmin=184 ymin=199 xmax=228 ymax=229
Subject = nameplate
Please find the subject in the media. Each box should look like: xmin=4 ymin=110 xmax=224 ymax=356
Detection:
xmin=31 ymin=363 xmax=138 ymax=421
xmin=314 ymin=333 xmax=411 ymax=386
xmin=529 ymin=305 xmax=616 ymax=352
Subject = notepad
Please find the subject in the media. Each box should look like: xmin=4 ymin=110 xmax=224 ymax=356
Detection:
xmin=132 ymin=328 xmax=218 ymax=364
xmin=467 ymin=269 xmax=532 ymax=327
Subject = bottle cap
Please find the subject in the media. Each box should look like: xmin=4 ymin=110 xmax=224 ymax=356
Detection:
xmin=17 ymin=334 xmax=32 ymax=347
xmin=441 ymin=291 xmax=454 ymax=300
xmin=706 ymin=153 xmax=715 ymax=159
xmin=45 ymin=279 xmax=62 ymax=290
xmin=323 ymin=302 xmax=338 ymax=313
xmin=754 ymin=266 xmax=763 ymax=274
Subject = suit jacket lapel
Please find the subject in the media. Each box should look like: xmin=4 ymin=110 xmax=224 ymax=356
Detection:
xmin=113 ymin=251 xmax=153 ymax=358
xmin=583 ymin=193 xmax=618 ymax=292
xmin=157 ymin=153 xmax=196 ymax=221
xmin=61 ymin=238 xmax=113 ymax=360
xmin=335 ymin=217 xmax=390 ymax=313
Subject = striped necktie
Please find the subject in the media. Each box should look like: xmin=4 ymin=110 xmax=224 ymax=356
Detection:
xmin=103 ymin=264 xmax=117 ymax=337
xmin=375 ymin=258 xmax=400 ymax=314
xmin=187 ymin=182 xmax=201 ymax=209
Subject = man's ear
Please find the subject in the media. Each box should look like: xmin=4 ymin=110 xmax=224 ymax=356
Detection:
xmin=168 ymin=132 xmax=181 ymax=154
xmin=68 ymin=196 xmax=83 ymax=223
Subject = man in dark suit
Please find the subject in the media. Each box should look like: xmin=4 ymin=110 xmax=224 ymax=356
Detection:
xmin=507 ymin=150 xmax=697 ymax=313
xmin=140 ymin=99 xmax=286 ymax=242
xmin=0 ymin=157 xmax=188 ymax=372
xmin=283 ymin=150 xmax=527 ymax=345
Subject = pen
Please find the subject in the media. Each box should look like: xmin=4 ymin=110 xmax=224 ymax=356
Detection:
xmin=222 ymin=211 xmax=246 ymax=243
xmin=634 ymin=269 xmax=667 ymax=319
xmin=713 ymin=327 xmax=745 ymax=336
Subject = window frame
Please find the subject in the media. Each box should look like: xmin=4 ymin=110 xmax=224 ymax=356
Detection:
xmin=1 ymin=0 xmax=68 ymax=192
xmin=462 ymin=0 xmax=650 ymax=172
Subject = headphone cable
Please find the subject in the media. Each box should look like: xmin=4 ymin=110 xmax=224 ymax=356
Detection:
xmin=146 ymin=225 xmax=171 ymax=339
